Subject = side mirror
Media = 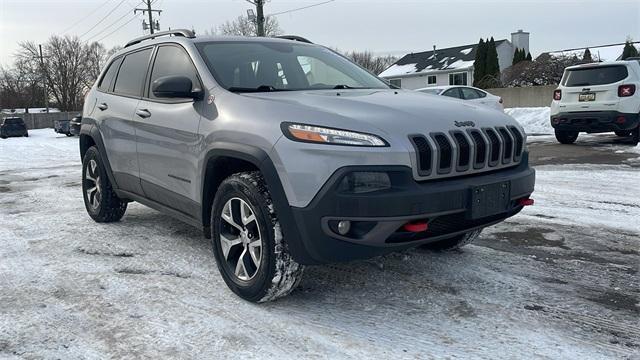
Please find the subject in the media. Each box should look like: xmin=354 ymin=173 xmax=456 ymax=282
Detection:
xmin=151 ymin=75 xmax=204 ymax=100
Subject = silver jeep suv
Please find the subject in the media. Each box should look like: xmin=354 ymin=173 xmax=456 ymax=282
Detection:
xmin=80 ymin=30 xmax=535 ymax=302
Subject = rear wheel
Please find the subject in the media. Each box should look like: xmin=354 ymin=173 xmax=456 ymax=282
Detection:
xmin=421 ymin=229 xmax=482 ymax=251
xmin=211 ymin=172 xmax=304 ymax=302
xmin=82 ymin=146 xmax=127 ymax=222
xmin=555 ymin=129 xmax=579 ymax=144
xmin=615 ymin=130 xmax=631 ymax=137
xmin=632 ymin=125 xmax=640 ymax=145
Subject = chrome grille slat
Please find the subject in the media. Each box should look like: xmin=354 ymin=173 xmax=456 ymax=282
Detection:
xmin=409 ymin=125 xmax=525 ymax=180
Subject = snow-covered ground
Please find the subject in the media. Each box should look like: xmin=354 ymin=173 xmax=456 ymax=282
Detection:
xmin=1 ymin=129 xmax=639 ymax=359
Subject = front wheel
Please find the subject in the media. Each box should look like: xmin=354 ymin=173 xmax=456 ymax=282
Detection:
xmin=632 ymin=125 xmax=640 ymax=145
xmin=211 ymin=172 xmax=304 ymax=302
xmin=82 ymin=146 xmax=127 ymax=222
xmin=420 ymin=229 xmax=482 ymax=251
xmin=555 ymin=129 xmax=579 ymax=144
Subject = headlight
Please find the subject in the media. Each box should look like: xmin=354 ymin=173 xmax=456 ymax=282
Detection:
xmin=337 ymin=172 xmax=391 ymax=193
xmin=281 ymin=123 xmax=388 ymax=147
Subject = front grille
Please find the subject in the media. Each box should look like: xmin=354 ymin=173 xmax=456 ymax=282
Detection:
xmin=409 ymin=125 xmax=525 ymax=180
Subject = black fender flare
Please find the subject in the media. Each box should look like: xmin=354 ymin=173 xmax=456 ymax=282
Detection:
xmin=79 ymin=123 xmax=119 ymax=190
xmin=201 ymin=142 xmax=308 ymax=263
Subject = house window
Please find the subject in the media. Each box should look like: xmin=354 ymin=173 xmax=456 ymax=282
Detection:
xmin=389 ymin=78 xmax=402 ymax=88
xmin=449 ymin=72 xmax=468 ymax=86
xmin=427 ymin=75 xmax=436 ymax=85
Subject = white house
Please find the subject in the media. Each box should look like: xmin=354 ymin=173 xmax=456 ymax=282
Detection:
xmin=379 ymin=30 xmax=530 ymax=90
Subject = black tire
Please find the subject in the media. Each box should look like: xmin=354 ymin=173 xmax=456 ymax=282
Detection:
xmin=82 ymin=146 xmax=127 ymax=222
xmin=421 ymin=229 xmax=482 ymax=251
xmin=614 ymin=130 xmax=631 ymax=137
xmin=211 ymin=171 xmax=304 ymax=302
xmin=65 ymin=133 xmax=73 ymax=137
xmin=632 ymin=125 xmax=640 ymax=145
xmin=24 ymin=133 xmax=29 ymax=137
xmin=554 ymin=129 xmax=579 ymax=144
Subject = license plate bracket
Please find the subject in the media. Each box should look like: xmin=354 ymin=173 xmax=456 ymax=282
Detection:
xmin=578 ymin=92 xmax=596 ymax=102
xmin=469 ymin=181 xmax=511 ymax=219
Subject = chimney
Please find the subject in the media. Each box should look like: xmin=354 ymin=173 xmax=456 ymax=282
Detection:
xmin=511 ymin=29 xmax=530 ymax=55
xmin=433 ymin=45 xmax=437 ymax=60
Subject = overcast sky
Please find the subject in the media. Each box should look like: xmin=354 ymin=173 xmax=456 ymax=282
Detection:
xmin=1 ymin=0 xmax=639 ymax=66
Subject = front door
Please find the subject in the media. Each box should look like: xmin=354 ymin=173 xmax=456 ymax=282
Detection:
xmin=134 ymin=44 xmax=203 ymax=218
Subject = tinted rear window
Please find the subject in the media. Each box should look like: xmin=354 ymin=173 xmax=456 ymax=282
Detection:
xmin=98 ymin=57 xmax=123 ymax=92
xmin=4 ymin=118 xmax=24 ymax=125
xmin=113 ymin=48 xmax=152 ymax=97
xmin=562 ymin=65 xmax=628 ymax=86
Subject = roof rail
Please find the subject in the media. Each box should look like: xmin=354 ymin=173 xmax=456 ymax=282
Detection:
xmin=125 ymin=29 xmax=196 ymax=48
xmin=275 ymin=35 xmax=313 ymax=44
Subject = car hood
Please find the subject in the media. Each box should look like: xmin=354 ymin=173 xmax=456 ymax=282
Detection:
xmin=242 ymin=89 xmax=519 ymax=137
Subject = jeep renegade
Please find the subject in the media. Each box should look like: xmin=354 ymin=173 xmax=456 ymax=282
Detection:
xmin=80 ymin=30 xmax=535 ymax=302
xmin=551 ymin=59 xmax=640 ymax=144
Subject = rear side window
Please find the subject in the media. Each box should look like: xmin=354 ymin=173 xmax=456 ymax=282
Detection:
xmin=461 ymin=87 xmax=482 ymax=100
xmin=113 ymin=48 xmax=152 ymax=97
xmin=149 ymin=45 xmax=200 ymax=99
xmin=443 ymin=88 xmax=462 ymax=99
xmin=98 ymin=57 xmax=123 ymax=92
xmin=562 ymin=65 xmax=629 ymax=87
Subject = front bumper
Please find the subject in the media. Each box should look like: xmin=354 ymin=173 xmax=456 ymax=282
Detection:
xmin=551 ymin=111 xmax=639 ymax=133
xmin=286 ymin=153 xmax=535 ymax=264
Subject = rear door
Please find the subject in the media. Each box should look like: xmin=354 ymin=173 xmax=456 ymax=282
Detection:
xmin=134 ymin=44 xmax=203 ymax=217
xmin=95 ymin=48 xmax=153 ymax=194
xmin=442 ymin=87 xmax=462 ymax=99
xmin=559 ymin=65 xmax=628 ymax=112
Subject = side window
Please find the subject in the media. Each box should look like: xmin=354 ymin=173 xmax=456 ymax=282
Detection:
xmin=98 ymin=58 xmax=122 ymax=92
xmin=443 ymin=88 xmax=462 ymax=99
xmin=113 ymin=48 xmax=152 ymax=97
xmin=427 ymin=75 xmax=436 ymax=85
xmin=389 ymin=79 xmax=402 ymax=88
xmin=475 ymin=89 xmax=487 ymax=98
xmin=460 ymin=87 xmax=481 ymax=100
xmin=149 ymin=45 xmax=200 ymax=99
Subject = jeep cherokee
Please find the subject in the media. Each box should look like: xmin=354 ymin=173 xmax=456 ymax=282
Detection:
xmin=80 ymin=30 xmax=535 ymax=302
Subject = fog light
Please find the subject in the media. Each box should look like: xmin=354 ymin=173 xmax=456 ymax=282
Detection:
xmin=615 ymin=116 xmax=626 ymax=124
xmin=337 ymin=221 xmax=351 ymax=235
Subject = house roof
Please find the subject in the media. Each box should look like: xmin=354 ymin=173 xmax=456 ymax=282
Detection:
xmin=379 ymin=40 xmax=509 ymax=78
xmin=544 ymin=42 xmax=639 ymax=62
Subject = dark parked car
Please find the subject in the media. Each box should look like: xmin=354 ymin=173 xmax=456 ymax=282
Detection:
xmin=0 ymin=117 xmax=28 ymax=138
xmin=70 ymin=114 xmax=82 ymax=136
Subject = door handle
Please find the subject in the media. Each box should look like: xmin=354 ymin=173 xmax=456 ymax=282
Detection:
xmin=135 ymin=109 xmax=151 ymax=118
xmin=97 ymin=103 xmax=108 ymax=111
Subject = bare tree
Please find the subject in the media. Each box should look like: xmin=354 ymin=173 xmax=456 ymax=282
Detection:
xmin=218 ymin=15 xmax=282 ymax=37
xmin=17 ymin=35 xmax=94 ymax=111
xmin=340 ymin=50 xmax=397 ymax=75
xmin=502 ymin=53 xmax=582 ymax=87
xmin=0 ymin=59 xmax=43 ymax=112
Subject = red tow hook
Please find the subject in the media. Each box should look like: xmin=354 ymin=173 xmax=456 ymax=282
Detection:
xmin=518 ymin=197 xmax=535 ymax=206
xmin=403 ymin=221 xmax=428 ymax=233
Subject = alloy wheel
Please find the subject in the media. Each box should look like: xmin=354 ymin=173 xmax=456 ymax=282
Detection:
xmin=85 ymin=159 xmax=102 ymax=210
xmin=219 ymin=197 xmax=263 ymax=281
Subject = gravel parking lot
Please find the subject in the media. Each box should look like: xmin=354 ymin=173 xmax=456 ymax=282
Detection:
xmin=1 ymin=130 xmax=639 ymax=359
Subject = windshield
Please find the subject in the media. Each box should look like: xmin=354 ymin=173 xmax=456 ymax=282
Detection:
xmin=562 ymin=65 xmax=628 ymax=87
xmin=196 ymin=41 xmax=390 ymax=92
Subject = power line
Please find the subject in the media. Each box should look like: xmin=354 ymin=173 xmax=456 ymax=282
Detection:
xmin=78 ymin=0 xmax=128 ymax=39
xmin=96 ymin=14 xmax=141 ymax=43
xmin=268 ymin=0 xmax=336 ymax=16
xmin=84 ymin=2 xmax=143 ymax=43
xmin=61 ymin=0 xmax=114 ymax=34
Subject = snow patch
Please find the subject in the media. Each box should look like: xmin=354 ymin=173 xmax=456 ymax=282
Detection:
xmin=460 ymin=47 xmax=473 ymax=55
xmin=505 ymin=107 xmax=552 ymax=135
xmin=378 ymin=63 xmax=418 ymax=77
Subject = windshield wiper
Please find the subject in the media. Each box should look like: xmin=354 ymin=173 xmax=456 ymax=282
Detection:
xmin=227 ymin=85 xmax=291 ymax=93
xmin=332 ymin=84 xmax=367 ymax=89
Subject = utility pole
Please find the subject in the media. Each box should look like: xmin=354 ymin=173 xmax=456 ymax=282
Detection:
xmin=38 ymin=44 xmax=49 ymax=114
xmin=246 ymin=0 xmax=265 ymax=36
xmin=135 ymin=0 xmax=162 ymax=34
